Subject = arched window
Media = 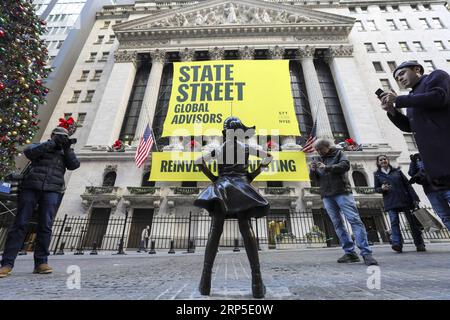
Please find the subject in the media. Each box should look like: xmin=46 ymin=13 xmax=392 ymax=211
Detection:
xmin=102 ymin=171 xmax=117 ymax=187
xmin=141 ymin=172 xmax=155 ymax=187
xmin=352 ymin=171 xmax=368 ymax=187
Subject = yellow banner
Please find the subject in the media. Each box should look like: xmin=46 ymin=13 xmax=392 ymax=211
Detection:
xmin=149 ymin=152 xmax=310 ymax=182
xmin=162 ymin=60 xmax=301 ymax=137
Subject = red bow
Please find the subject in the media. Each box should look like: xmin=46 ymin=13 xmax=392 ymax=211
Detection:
xmin=189 ymin=140 xmax=198 ymax=148
xmin=58 ymin=117 xmax=75 ymax=129
xmin=113 ymin=140 xmax=122 ymax=149
xmin=345 ymin=138 xmax=356 ymax=145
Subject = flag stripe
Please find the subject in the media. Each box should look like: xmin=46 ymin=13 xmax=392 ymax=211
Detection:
xmin=135 ymin=124 xmax=154 ymax=168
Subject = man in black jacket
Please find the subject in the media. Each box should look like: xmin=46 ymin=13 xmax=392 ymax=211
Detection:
xmin=380 ymin=61 xmax=450 ymax=188
xmin=310 ymin=139 xmax=378 ymax=266
xmin=0 ymin=127 xmax=80 ymax=278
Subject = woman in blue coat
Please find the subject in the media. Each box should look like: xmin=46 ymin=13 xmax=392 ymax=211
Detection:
xmin=374 ymin=155 xmax=425 ymax=253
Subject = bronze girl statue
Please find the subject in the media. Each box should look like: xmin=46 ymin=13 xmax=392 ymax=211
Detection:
xmin=194 ymin=117 xmax=273 ymax=298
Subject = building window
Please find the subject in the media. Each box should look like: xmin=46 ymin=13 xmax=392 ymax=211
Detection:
xmin=410 ymin=4 xmax=419 ymax=11
xmin=290 ymin=60 xmax=313 ymax=143
xmin=380 ymin=79 xmax=392 ymax=91
xmin=77 ymin=113 xmax=86 ymax=125
xmin=267 ymin=181 xmax=283 ymax=188
xmin=68 ymin=90 xmax=81 ymax=103
xmin=355 ymin=21 xmax=365 ymax=31
xmin=94 ymin=35 xmax=104 ymax=44
xmin=379 ymin=6 xmax=387 ymax=12
xmin=365 ymin=43 xmax=375 ymax=52
xmin=372 ymin=61 xmax=384 ymax=72
xmin=102 ymin=171 xmax=116 ymax=187
xmin=386 ymin=19 xmax=398 ymax=30
xmin=82 ymin=90 xmax=95 ymax=103
xmin=360 ymin=6 xmax=368 ymax=12
xmin=141 ymin=172 xmax=155 ymax=187
xmin=387 ymin=61 xmax=397 ymax=72
xmin=315 ymin=59 xmax=350 ymax=143
xmin=399 ymin=42 xmax=410 ymax=52
xmin=432 ymin=18 xmax=444 ymax=29
xmin=56 ymin=41 xmax=63 ymax=49
xmin=352 ymin=171 xmax=368 ymax=187
xmin=79 ymin=70 xmax=89 ymax=81
xmin=64 ymin=113 xmax=72 ymax=119
xmin=101 ymin=21 xmax=111 ymax=29
xmin=412 ymin=41 xmax=425 ymax=51
xmin=391 ymin=5 xmax=399 ymax=12
xmin=99 ymin=52 xmax=109 ymax=62
xmin=115 ymin=20 xmax=122 ymax=24
xmin=119 ymin=62 xmax=151 ymax=145
xmin=423 ymin=4 xmax=431 ymax=10
xmin=419 ymin=18 xmax=432 ymax=29
xmin=434 ymin=40 xmax=446 ymax=50
xmin=378 ymin=42 xmax=389 ymax=52
xmin=367 ymin=20 xmax=377 ymax=31
xmin=91 ymin=70 xmax=102 ymax=81
xmin=404 ymin=133 xmax=418 ymax=151
xmin=399 ymin=19 xmax=411 ymax=30
xmin=86 ymin=52 xmax=97 ymax=62
xmin=423 ymin=60 xmax=435 ymax=72
xmin=106 ymin=35 xmax=116 ymax=44
xmin=349 ymin=6 xmax=356 ymax=13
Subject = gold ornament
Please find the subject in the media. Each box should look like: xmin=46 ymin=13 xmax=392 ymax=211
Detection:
xmin=12 ymin=131 xmax=18 ymax=136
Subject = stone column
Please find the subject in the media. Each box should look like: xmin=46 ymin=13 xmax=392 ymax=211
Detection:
xmin=325 ymin=45 xmax=384 ymax=145
xmin=86 ymin=50 xmax=138 ymax=147
xmin=163 ymin=48 xmax=195 ymax=151
xmin=296 ymin=46 xmax=334 ymax=141
xmin=133 ymin=49 xmax=166 ymax=146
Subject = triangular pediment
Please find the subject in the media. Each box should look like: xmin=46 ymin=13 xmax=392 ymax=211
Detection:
xmin=114 ymin=0 xmax=354 ymax=32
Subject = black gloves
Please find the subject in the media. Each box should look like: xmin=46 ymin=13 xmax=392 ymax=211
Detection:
xmin=52 ymin=134 xmax=70 ymax=149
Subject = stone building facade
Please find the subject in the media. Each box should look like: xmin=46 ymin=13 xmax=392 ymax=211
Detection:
xmin=39 ymin=0 xmax=450 ymax=248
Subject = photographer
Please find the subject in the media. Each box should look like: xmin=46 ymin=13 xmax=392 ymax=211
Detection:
xmin=310 ymin=139 xmax=378 ymax=266
xmin=378 ymin=61 xmax=450 ymax=188
xmin=374 ymin=155 xmax=425 ymax=253
xmin=409 ymin=153 xmax=450 ymax=231
xmin=0 ymin=127 xmax=80 ymax=278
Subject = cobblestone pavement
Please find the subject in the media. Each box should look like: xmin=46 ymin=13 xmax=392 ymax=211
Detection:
xmin=1 ymin=243 xmax=450 ymax=300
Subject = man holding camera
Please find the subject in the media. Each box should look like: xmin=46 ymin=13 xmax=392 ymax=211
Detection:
xmin=0 ymin=127 xmax=80 ymax=278
xmin=379 ymin=61 xmax=450 ymax=190
xmin=310 ymin=139 xmax=378 ymax=266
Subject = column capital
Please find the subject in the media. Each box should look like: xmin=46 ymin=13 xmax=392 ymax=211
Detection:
xmin=150 ymin=49 xmax=167 ymax=64
xmin=238 ymin=46 xmax=255 ymax=60
xmin=325 ymin=45 xmax=354 ymax=62
xmin=208 ymin=47 xmax=225 ymax=60
xmin=114 ymin=50 xmax=138 ymax=64
xmin=296 ymin=45 xmax=316 ymax=59
xmin=268 ymin=45 xmax=285 ymax=60
xmin=179 ymin=48 xmax=195 ymax=62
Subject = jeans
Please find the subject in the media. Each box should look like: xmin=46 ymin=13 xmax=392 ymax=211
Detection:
xmin=1 ymin=189 xmax=60 ymax=268
xmin=388 ymin=209 xmax=424 ymax=247
xmin=426 ymin=189 xmax=450 ymax=231
xmin=322 ymin=194 xmax=372 ymax=256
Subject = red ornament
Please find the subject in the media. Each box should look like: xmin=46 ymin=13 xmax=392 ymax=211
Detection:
xmin=34 ymin=89 xmax=41 ymax=95
xmin=0 ymin=83 xmax=5 ymax=91
xmin=35 ymin=80 xmax=42 ymax=86
xmin=44 ymin=88 xmax=49 ymax=93
xmin=40 ymin=20 xmax=46 ymax=26
xmin=0 ymin=30 xmax=5 ymax=38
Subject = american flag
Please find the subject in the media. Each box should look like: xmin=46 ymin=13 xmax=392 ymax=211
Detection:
xmin=302 ymin=120 xmax=317 ymax=154
xmin=135 ymin=124 xmax=154 ymax=168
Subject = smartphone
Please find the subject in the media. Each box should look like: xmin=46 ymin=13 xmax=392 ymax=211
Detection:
xmin=375 ymin=88 xmax=384 ymax=98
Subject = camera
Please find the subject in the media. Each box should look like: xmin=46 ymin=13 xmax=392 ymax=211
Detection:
xmin=69 ymin=138 xmax=77 ymax=145
xmin=375 ymin=88 xmax=385 ymax=98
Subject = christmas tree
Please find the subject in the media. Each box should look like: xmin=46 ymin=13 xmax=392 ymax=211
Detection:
xmin=0 ymin=0 xmax=50 ymax=179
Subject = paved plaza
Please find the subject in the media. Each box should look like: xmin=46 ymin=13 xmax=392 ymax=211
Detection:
xmin=1 ymin=243 xmax=450 ymax=300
